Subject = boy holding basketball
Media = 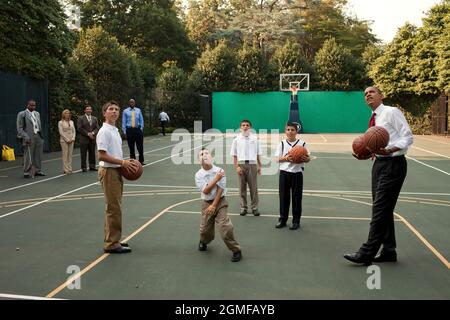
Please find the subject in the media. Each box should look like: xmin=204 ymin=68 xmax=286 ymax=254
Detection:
xmin=195 ymin=148 xmax=242 ymax=262
xmin=97 ymin=100 xmax=139 ymax=254
xmin=274 ymin=122 xmax=310 ymax=230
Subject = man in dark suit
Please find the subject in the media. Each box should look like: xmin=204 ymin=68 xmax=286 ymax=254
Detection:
xmin=16 ymin=99 xmax=45 ymax=178
xmin=77 ymin=105 xmax=99 ymax=172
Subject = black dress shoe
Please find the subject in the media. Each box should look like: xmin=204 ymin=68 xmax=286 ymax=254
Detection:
xmin=120 ymin=242 xmax=129 ymax=247
xmin=240 ymin=210 xmax=248 ymax=216
xmin=275 ymin=221 xmax=287 ymax=228
xmin=252 ymin=209 xmax=260 ymax=216
xmin=343 ymin=252 xmax=372 ymax=266
xmin=289 ymin=223 xmax=300 ymax=230
xmin=82 ymin=168 xmax=87 ymax=172
xmin=373 ymin=251 xmax=397 ymax=262
xmin=104 ymin=246 xmax=132 ymax=254
xmin=89 ymin=168 xmax=98 ymax=171
xmin=198 ymin=241 xmax=207 ymax=251
xmin=35 ymin=172 xmax=46 ymax=176
xmin=231 ymin=251 xmax=242 ymax=262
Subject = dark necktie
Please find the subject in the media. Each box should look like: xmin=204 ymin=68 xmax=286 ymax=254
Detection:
xmin=368 ymin=112 xmax=376 ymax=128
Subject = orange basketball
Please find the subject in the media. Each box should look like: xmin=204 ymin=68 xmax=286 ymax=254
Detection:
xmin=364 ymin=126 xmax=389 ymax=153
xmin=120 ymin=160 xmax=143 ymax=181
xmin=352 ymin=135 xmax=371 ymax=159
xmin=288 ymin=146 xmax=308 ymax=163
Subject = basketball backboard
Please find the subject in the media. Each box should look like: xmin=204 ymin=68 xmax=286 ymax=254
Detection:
xmin=280 ymin=73 xmax=310 ymax=91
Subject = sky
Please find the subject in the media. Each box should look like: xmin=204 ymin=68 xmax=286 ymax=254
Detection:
xmin=345 ymin=0 xmax=443 ymax=43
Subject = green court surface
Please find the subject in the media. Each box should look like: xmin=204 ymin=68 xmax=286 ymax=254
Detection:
xmin=0 ymin=134 xmax=449 ymax=300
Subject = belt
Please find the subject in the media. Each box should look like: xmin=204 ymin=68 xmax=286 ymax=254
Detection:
xmin=376 ymin=155 xmax=405 ymax=161
xmin=204 ymin=196 xmax=225 ymax=203
xmin=238 ymin=160 xmax=256 ymax=164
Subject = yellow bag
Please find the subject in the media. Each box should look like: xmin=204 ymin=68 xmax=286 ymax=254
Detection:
xmin=2 ymin=145 xmax=16 ymax=161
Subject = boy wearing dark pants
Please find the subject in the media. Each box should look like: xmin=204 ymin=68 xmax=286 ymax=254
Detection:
xmin=195 ymin=149 xmax=242 ymax=262
xmin=97 ymin=100 xmax=139 ymax=254
xmin=274 ymin=122 xmax=310 ymax=230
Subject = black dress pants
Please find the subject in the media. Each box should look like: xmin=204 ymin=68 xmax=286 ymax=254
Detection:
xmin=126 ymin=127 xmax=144 ymax=163
xmin=279 ymin=170 xmax=303 ymax=224
xmin=359 ymin=156 xmax=407 ymax=257
xmin=80 ymin=140 xmax=96 ymax=170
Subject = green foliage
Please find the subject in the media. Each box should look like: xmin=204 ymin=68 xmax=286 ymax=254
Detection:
xmin=75 ymin=0 xmax=195 ymax=69
xmin=314 ymin=38 xmax=366 ymax=90
xmin=157 ymin=62 xmax=188 ymax=91
xmin=72 ymin=26 xmax=144 ymax=106
xmin=272 ymin=40 xmax=313 ymax=75
xmin=0 ymin=0 xmax=74 ymax=79
xmin=192 ymin=41 xmax=238 ymax=92
xmin=235 ymin=44 xmax=265 ymax=91
xmin=296 ymin=0 xmax=378 ymax=60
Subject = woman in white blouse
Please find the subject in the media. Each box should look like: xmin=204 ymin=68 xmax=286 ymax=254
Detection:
xmin=58 ymin=109 xmax=76 ymax=174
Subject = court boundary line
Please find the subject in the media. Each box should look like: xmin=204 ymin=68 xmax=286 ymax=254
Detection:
xmin=0 ymin=138 xmax=219 ymax=220
xmin=0 ymin=292 xmax=66 ymax=300
xmin=406 ymin=155 xmax=450 ymax=176
xmin=411 ymin=146 xmax=450 ymax=159
xmin=46 ymin=197 xmax=201 ymax=298
xmin=0 ymin=136 xmax=204 ymax=194
xmin=46 ymin=191 xmax=449 ymax=298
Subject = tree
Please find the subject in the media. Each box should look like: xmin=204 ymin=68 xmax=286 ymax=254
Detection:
xmin=191 ymin=40 xmax=237 ymax=92
xmin=314 ymin=37 xmax=365 ymax=90
xmin=0 ymin=0 xmax=74 ymax=79
xmin=272 ymin=39 xmax=314 ymax=75
xmin=72 ymin=26 xmax=144 ymax=106
xmin=157 ymin=61 xmax=188 ymax=91
xmin=368 ymin=24 xmax=418 ymax=98
xmin=74 ymin=0 xmax=195 ymax=69
xmin=295 ymin=0 xmax=377 ymax=60
xmin=235 ymin=44 xmax=266 ymax=91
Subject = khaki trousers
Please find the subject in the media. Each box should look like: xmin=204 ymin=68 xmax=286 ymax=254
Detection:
xmin=99 ymin=167 xmax=123 ymax=250
xmin=200 ymin=197 xmax=240 ymax=253
xmin=60 ymin=140 xmax=74 ymax=173
xmin=238 ymin=163 xmax=259 ymax=211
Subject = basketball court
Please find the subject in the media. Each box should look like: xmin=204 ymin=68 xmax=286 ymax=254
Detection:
xmin=0 ymin=132 xmax=449 ymax=300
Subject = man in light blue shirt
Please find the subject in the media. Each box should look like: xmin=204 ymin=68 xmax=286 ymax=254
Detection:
xmin=122 ymin=99 xmax=145 ymax=164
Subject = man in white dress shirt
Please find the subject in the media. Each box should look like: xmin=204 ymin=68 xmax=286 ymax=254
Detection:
xmin=344 ymin=86 xmax=413 ymax=265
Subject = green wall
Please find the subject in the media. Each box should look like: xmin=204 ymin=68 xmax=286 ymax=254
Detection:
xmin=212 ymin=91 xmax=372 ymax=133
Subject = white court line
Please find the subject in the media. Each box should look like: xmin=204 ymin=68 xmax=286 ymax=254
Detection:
xmin=411 ymin=146 xmax=450 ymax=159
xmin=319 ymin=134 xmax=328 ymax=142
xmin=0 ymin=136 xmax=166 ymax=173
xmin=0 ymin=293 xmax=65 ymax=300
xmin=0 ymin=136 xmax=204 ymax=194
xmin=123 ymin=184 xmax=450 ymax=196
xmin=406 ymin=156 xmax=450 ymax=176
xmin=417 ymin=136 xmax=450 ymax=146
xmin=0 ymin=137 xmax=221 ymax=220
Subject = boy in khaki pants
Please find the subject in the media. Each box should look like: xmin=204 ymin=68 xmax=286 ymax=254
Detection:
xmin=195 ymin=148 xmax=242 ymax=262
xmin=97 ymin=100 xmax=139 ymax=254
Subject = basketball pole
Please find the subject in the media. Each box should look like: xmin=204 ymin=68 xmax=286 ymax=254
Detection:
xmin=288 ymin=86 xmax=303 ymax=133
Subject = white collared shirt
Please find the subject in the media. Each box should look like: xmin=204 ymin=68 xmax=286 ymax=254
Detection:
xmin=230 ymin=133 xmax=262 ymax=161
xmin=96 ymin=122 xmax=123 ymax=168
xmin=372 ymin=104 xmax=413 ymax=157
xmin=195 ymin=165 xmax=227 ymax=201
xmin=26 ymin=109 xmax=40 ymax=134
xmin=274 ymin=139 xmax=309 ymax=173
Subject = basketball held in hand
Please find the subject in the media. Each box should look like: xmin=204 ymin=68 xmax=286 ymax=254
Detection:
xmin=364 ymin=126 xmax=389 ymax=153
xmin=120 ymin=160 xmax=143 ymax=181
xmin=352 ymin=135 xmax=372 ymax=159
xmin=288 ymin=146 xmax=308 ymax=163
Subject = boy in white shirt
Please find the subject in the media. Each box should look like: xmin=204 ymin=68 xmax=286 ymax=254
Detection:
xmin=195 ymin=148 xmax=242 ymax=262
xmin=274 ymin=122 xmax=310 ymax=230
xmin=230 ymin=120 xmax=262 ymax=216
xmin=97 ymin=100 xmax=139 ymax=254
